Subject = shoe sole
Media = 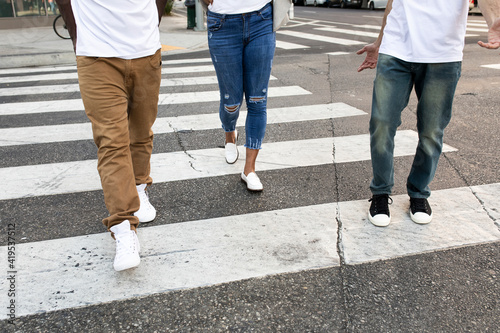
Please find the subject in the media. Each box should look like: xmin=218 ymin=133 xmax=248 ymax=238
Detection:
xmin=368 ymin=213 xmax=391 ymax=227
xmin=410 ymin=211 xmax=433 ymax=224
xmin=134 ymin=211 xmax=157 ymax=223
xmin=240 ymin=178 xmax=263 ymax=192
xmin=114 ymin=259 xmax=140 ymax=271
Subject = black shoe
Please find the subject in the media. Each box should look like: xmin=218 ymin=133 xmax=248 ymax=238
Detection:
xmin=409 ymin=197 xmax=433 ymax=224
xmin=368 ymin=194 xmax=392 ymax=227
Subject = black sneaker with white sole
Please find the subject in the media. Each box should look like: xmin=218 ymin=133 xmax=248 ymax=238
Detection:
xmin=409 ymin=197 xmax=433 ymax=224
xmin=368 ymin=194 xmax=392 ymax=227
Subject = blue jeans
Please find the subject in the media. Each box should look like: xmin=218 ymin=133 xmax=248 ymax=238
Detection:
xmin=370 ymin=54 xmax=462 ymax=198
xmin=207 ymin=2 xmax=276 ymax=149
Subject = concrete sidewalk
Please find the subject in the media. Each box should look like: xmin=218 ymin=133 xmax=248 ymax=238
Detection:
xmin=0 ymin=9 xmax=208 ymax=69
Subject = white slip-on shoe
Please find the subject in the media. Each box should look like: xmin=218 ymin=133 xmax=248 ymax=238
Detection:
xmin=225 ymin=130 xmax=239 ymax=164
xmin=110 ymin=220 xmax=140 ymax=271
xmin=241 ymin=171 xmax=263 ymax=192
xmin=134 ymin=184 xmax=156 ymax=223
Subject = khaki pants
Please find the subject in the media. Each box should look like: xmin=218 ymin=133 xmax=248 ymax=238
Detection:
xmin=76 ymin=49 xmax=162 ymax=231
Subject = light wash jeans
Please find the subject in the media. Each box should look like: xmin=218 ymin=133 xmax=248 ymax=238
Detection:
xmin=370 ymin=53 xmax=462 ymax=198
xmin=207 ymin=2 xmax=276 ymax=149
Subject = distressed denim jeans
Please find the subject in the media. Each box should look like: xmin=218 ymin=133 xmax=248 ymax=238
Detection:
xmin=207 ymin=2 xmax=276 ymax=149
xmin=370 ymin=53 xmax=461 ymax=198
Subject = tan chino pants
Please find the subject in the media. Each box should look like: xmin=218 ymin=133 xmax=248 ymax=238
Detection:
xmin=76 ymin=49 xmax=162 ymax=231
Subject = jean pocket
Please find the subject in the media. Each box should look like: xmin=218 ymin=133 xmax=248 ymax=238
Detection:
xmin=258 ymin=4 xmax=273 ymax=21
xmin=207 ymin=16 xmax=224 ymax=32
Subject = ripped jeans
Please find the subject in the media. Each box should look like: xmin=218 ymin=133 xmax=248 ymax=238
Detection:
xmin=207 ymin=2 xmax=276 ymax=149
xmin=370 ymin=54 xmax=462 ymax=198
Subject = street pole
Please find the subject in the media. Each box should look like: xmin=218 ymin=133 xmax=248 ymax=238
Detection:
xmin=194 ymin=0 xmax=206 ymax=31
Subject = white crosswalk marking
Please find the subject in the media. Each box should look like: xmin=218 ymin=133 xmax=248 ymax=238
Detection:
xmin=0 ymin=76 xmax=278 ymax=97
xmin=481 ymin=64 xmax=500 ymax=70
xmin=277 ymin=30 xmax=365 ymax=46
xmin=315 ymin=27 xmax=380 ymax=38
xmin=0 ymin=86 xmax=310 ymax=115
xmin=0 ymin=65 xmax=218 ymax=84
xmin=0 ymin=103 xmax=364 ymax=146
xmin=0 ymin=130 xmax=457 ymax=200
xmin=276 ymin=40 xmax=310 ymax=50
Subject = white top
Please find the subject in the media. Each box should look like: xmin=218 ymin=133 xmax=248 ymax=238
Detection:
xmin=72 ymin=0 xmax=161 ymax=59
xmin=208 ymin=0 xmax=272 ymax=14
xmin=380 ymin=0 xmax=469 ymax=63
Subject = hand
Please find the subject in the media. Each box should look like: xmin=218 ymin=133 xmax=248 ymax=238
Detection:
xmin=201 ymin=0 xmax=213 ymax=5
xmin=356 ymin=43 xmax=379 ymax=72
xmin=478 ymin=17 xmax=500 ymax=51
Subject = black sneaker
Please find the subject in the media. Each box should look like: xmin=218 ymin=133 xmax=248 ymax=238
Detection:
xmin=409 ymin=198 xmax=433 ymax=224
xmin=368 ymin=194 xmax=392 ymax=227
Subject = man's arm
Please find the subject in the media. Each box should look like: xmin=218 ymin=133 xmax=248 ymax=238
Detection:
xmin=356 ymin=0 xmax=393 ymax=72
xmin=478 ymin=0 xmax=500 ymax=50
xmin=156 ymin=0 xmax=169 ymax=24
xmin=55 ymin=0 xmax=77 ymax=51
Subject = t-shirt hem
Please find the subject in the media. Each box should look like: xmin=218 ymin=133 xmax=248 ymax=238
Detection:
xmin=379 ymin=52 xmax=463 ymax=64
xmin=76 ymin=46 xmax=161 ymax=60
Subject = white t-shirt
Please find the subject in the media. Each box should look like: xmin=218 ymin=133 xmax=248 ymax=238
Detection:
xmin=72 ymin=0 xmax=161 ymax=59
xmin=209 ymin=0 xmax=272 ymax=14
xmin=380 ymin=0 xmax=469 ymax=63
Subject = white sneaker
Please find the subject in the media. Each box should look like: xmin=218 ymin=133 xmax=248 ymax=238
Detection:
xmin=225 ymin=130 xmax=239 ymax=164
xmin=134 ymin=184 xmax=156 ymax=223
xmin=110 ymin=220 xmax=140 ymax=271
xmin=241 ymin=172 xmax=263 ymax=192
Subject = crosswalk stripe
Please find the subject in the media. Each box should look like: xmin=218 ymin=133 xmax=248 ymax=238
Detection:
xmin=326 ymin=52 xmax=351 ymax=56
xmin=0 ymin=65 xmax=76 ymax=76
xmin=0 ymin=76 xmax=278 ymax=97
xmin=466 ymin=27 xmax=489 ymax=33
xmin=276 ymin=40 xmax=310 ymax=50
xmin=353 ymin=24 xmax=382 ymax=30
xmin=0 ymin=130 xmax=456 ymax=201
xmin=0 ymin=72 xmax=78 ymax=84
xmin=0 ymin=86 xmax=310 ymax=116
xmin=0 ymin=203 xmax=339 ymax=319
xmin=0 ymin=65 xmax=215 ymax=85
xmin=315 ymin=27 xmax=380 ymax=39
xmin=1 ymin=182 xmax=498 ymax=319
xmin=0 ymin=59 xmax=214 ymax=76
xmin=481 ymin=64 xmax=500 ymax=69
xmin=277 ymin=30 xmax=365 ymax=46
xmin=0 ymin=103 xmax=365 ymax=147
xmin=467 ymin=22 xmax=488 ymax=27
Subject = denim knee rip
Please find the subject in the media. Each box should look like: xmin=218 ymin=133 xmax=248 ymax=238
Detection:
xmin=248 ymin=95 xmax=266 ymax=103
xmin=224 ymin=103 xmax=240 ymax=113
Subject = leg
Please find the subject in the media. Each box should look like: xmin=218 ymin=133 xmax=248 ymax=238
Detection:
xmin=77 ymin=56 xmax=140 ymax=231
xmin=242 ymin=3 xmax=275 ymax=175
xmin=407 ymin=61 xmax=462 ymax=198
xmin=207 ymin=13 xmax=245 ymax=140
xmin=127 ymin=49 xmax=162 ymax=223
xmin=369 ymin=54 xmax=414 ymax=195
xmin=128 ymin=49 xmax=162 ymax=186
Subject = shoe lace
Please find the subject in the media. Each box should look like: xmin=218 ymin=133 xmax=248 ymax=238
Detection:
xmin=115 ymin=231 xmax=137 ymax=257
xmin=369 ymin=194 xmax=393 ymax=214
xmin=137 ymin=188 xmax=153 ymax=210
xmin=411 ymin=198 xmax=429 ymax=213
